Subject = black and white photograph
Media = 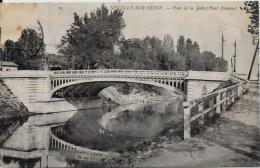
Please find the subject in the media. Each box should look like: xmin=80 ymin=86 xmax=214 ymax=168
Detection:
xmin=0 ymin=1 xmax=259 ymax=167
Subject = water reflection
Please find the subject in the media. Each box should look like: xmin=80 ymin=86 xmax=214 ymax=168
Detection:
xmin=0 ymin=97 xmax=183 ymax=167
xmin=0 ymin=111 xmax=77 ymax=168
xmin=62 ymin=98 xmax=183 ymax=152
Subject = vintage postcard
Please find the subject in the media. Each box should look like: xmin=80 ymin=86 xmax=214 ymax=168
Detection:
xmin=0 ymin=1 xmax=259 ymax=168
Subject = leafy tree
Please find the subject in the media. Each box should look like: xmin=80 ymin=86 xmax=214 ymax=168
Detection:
xmin=177 ymin=35 xmax=185 ymax=56
xmin=3 ymin=40 xmax=15 ymax=61
xmin=2 ymin=28 xmax=45 ymax=70
xmin=241 ymin=1 xmax=259 ymax=44
xmin=59 ymin=4 xmax=125 ymax=69
xmin=185 ymin=38 xmax=193 ymax=70
xmin=118 ymin=36 xmax=173 ymax=70
xmin=18 ymin=28 xmax=45 ymax=59
xmin=169 ymin=52 xmax=186 ymax=70
xmin=201 ymin=51 xmax=217 ymax=71
xmin=214 ymin=57 xmax=228 ymax=72
xmin=162 ymin=34 xmax=174 ymax=56
xmin=190 ymin=42 xmax=204 ymax=71
xmin=241 ymin=1 xmax=259 ymax=80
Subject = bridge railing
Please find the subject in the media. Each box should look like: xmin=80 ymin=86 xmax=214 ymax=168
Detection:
xmin=0 ymin=148 xmax=46 ymax=159
xmin=51 ymin=69 xmax=188 ymax=78
xmin=49 ymin=126 xmax=119 ymax=162
xmin=230 ymin=72 xmax=248 ymax=83
xmin=183 ymin=79 xmax=248 ymax=139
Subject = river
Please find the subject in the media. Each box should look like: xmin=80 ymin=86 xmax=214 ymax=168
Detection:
xmin=0 ymin=97 xmax=183 ymax=168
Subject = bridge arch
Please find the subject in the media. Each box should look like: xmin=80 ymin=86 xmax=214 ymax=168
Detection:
xmin=50 ymin=78 xmax=186 ymax=99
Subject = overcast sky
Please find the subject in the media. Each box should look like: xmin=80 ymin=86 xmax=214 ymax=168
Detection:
xmin=0 ymin=2 xmax=258 ymax=77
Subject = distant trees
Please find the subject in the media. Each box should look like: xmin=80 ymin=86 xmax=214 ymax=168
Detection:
xmin=117 ymin=36 xmax=170 ymax=70
xmin=173 ymin=36 xmax=227 ymax=72
xmin=114 ymin=35 xmax=227 ymax=71
xmin=3 ymin=40 xmax=22 ymax=62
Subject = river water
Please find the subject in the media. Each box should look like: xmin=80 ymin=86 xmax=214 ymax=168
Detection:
xmin=0 ymin=97 xmax=183 ymax=168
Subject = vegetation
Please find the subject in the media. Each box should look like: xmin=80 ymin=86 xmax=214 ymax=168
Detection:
xmin=2 ymin=28 xmax=45 ymax=70
xmin=1 ymin=4 xmax=227 ymax=72
xmin=241 ymin=1 xmax=259 ymax=44
xmin=58 ymin=4 xmax=227 ymax=71
xmin=241 ymin=1 xmax=259 ymax=80
xmin=58 ymin=4 xmax=125 ymax=69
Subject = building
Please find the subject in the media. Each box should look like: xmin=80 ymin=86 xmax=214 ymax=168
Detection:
xmin=1 ymin=61 xmax=19 ymax=71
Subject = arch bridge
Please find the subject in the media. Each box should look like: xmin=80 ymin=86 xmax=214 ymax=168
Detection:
xmin=0 ymin=69 xmax=233 ymax=111
xmin=50 ymin=69 xmax=188 ymax=98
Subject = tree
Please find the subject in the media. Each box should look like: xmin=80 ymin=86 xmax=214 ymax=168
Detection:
xmin=2 ymin=27 xmax=45 ymax=70
xmin=3 ymin=40 xmax=23 ymax=63
xmin=4 ymin=39 xmax=15 ymax=61
xmin=15 ymin=28 xmax=45 ymax=69
xmin=169 ymin=52 xmax=186 ymax=70
xmin=162 ymin=34 xmax=174 ymax=56
xmin=241 ymin=1 xmax=259 ymax=44
xmin=59 ymin=4 xmax=125 ymax=69
xmin=18 ymin=28 xmax=45 ymax=59
xmin=190 ymin=42 xmax=204 ymax=71
xmin=177 ymin=36 xmax=185 ymax=56
xmin=185 ymin=38 xmax=193 ymax=70
xmin=241 ymin=1 xmax=259 ymax=80
xmin=214 ymin=57 xmax=228 ymax=72
xmin=201 ymin=51 xmax=216 ymax=71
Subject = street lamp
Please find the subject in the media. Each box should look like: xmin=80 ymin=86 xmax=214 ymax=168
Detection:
xmin=0 ymin=48 xmax=2 ymax=71
xmin=0 ymin=26 xmax=2 ymax=71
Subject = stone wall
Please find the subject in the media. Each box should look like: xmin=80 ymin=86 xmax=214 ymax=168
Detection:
xmin=2 ymin=78 xmax=51 ymax=111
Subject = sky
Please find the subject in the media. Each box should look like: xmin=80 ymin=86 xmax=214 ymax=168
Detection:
xmin=0 ymin=2 xmax=258 ymax=78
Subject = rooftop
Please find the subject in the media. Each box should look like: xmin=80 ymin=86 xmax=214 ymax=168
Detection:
xmin=1 ymin=61 xmax=19 ymax=67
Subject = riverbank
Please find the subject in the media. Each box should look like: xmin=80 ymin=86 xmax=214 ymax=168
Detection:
xmin=98 ymin=82 xmax=260 ymax=167
xmin=136 ymin=83 xmax=260 ymax=167
xmin=98 ymin=84 xmax=176 ymax=105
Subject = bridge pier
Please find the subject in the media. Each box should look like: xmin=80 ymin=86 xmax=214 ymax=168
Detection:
xmin=216 ymin=94 xmax=221 ymax=114
xmin=40 ymin=155 xmax=48 ymax=168
xmin=0 ymin=154 xmax=3 ymax=167
xmin=184 ymin=105 xmax=191 ymax=139
xmin=231 ymin=89 xmax=235 ymax=103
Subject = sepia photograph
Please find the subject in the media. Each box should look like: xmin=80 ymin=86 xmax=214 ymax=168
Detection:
xmin=0 ymin=1 xmax=259 ymax=167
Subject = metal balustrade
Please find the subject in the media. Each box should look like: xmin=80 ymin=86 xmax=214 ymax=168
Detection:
xmin=51 ymin=69 xmax=188 ymax=78
xmin=49 ymin=126 xmax=119 ymax=162
xmin=183 ymin=79 xmax=248 ymax=139
xmin=230 ymin=72 xmax=247 ymax=83
xmin=49 ymin=70 xmax=188 ymax=98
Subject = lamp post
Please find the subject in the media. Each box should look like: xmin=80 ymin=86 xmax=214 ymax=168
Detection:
xmin=0 ymin=26 xmax=2 ymax=71
xmin=0 ymin=48 xmax=2 ymax=71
